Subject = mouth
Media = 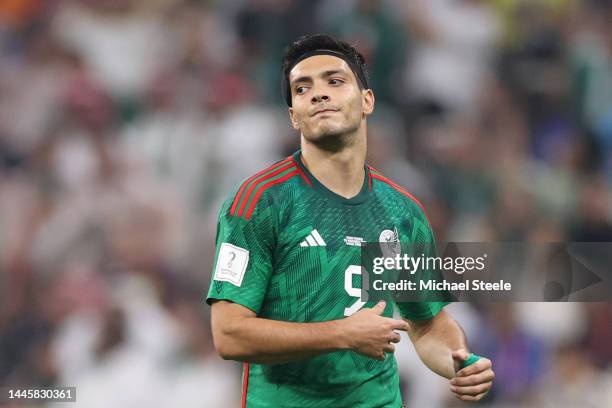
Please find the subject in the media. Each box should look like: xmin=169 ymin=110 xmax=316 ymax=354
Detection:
xmin=312 ymin=108 xmax=339 ymax=117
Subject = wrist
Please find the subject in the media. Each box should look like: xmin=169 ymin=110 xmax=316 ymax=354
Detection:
xmin=332 ymin=318 xmax=353 ymax=351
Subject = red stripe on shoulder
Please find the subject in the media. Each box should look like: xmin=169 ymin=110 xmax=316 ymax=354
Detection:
xmin=368 ymin=165 xmax=381 ymax=173
xmin=245 ymin=170 xmax=300 ymax=220
xmin=237 ymin=161 xmax=296 ymax=217
xmin=230 ymin=158 xmax=292 ymax=216
xmin=241 ymin=363 xmax=249 ymax=408
xmin=371 ymin=173 xmax=432 ymax=225
xmin=289 ymin=156 xmax=312 ymax=187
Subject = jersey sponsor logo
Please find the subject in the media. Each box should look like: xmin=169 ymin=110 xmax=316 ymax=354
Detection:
xmin=344 ymin=236 xmax=366 ymax=247
xmin=379 ymin=227 xmax=401 ymax=257
xmin=214 ymin=243 xmax=249 ymax=287
xmin=299 ymin=229 xmax=327 ymax=247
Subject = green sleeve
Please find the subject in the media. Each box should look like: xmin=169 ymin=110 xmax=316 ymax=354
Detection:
xmin=395 ymin=204 xmax=451 ymax=320
xmin=205 ymin=195 xmax=277 ymax=314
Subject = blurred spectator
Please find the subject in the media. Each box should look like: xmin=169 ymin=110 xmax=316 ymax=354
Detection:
xmin=52 ymin=0 xmax=173 ymax=121
xmin=475 ymin=304 xmax=548 ymax=403
xmin=323 ymin=0 xmax=408 ymax=103
xmin=531 ymin=341 xmax=612 ymax=408
xmin=402 ymin=0 xmax=501 ymax=114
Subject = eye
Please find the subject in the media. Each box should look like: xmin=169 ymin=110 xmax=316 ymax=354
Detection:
xmin=329 ymin=78 xmax=344 ymax=85
xmin=295 ymin=86 xmax=308 ymax=95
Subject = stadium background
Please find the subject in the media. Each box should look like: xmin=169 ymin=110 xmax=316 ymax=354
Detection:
xmin=1 ymin=0 xmax=611 ymax=406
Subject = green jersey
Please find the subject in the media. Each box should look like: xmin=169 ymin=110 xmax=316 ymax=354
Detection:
xmin=206 ymin=150 xmax=448 ymax=408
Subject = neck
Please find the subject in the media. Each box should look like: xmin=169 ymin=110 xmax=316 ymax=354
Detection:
xmin=300 ymin=128 xmax=367 ymax=199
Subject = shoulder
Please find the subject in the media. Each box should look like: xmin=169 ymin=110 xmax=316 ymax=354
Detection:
xmin=368 ymin=165 xmax=431 ymax=225
xmin=220 ymin=156 xmax=311 ymax=221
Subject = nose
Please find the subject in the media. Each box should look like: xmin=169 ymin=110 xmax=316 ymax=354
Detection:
xmin=311 ymin=93 xmax=330 ymax=104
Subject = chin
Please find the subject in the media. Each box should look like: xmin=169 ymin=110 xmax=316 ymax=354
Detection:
xmin=304 ymin=127 xmax=356 ymax=151
xmin=315 ymin=121 xmax=348 ymax=137
xmin=309 ymin=128 xmax=343 ymax=142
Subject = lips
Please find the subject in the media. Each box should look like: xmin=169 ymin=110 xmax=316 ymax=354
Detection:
xmin=312 ymin=108 xmax=339 ymax=117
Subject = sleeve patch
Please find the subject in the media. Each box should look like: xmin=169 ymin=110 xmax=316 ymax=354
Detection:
xmin=214 ymin=243 xmax=249 ymax=287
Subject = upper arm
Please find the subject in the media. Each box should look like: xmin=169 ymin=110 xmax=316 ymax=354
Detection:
xmin=210 ymin=299 xmax=257 ymax=358
xmin=403 ymin=308 xmax=448 ymax=342
xmin=205 ymin=192 xmax=277 ymax=313
xmin=210 ymin=299 xmax=256 ymax=337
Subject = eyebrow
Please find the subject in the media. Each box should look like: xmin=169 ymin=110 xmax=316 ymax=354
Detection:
xmin=290 ymin=69 xmax=349 ymax=87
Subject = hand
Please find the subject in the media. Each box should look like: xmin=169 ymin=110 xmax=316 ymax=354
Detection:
xmin=450 ymin=349 xmax=494 ymax=402
xmin=342 ymin=301 xmax=410 ymax=360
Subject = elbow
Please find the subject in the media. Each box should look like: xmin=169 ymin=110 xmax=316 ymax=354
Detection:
xmin=212 ymin=336 xmax=231 ymax=360
xmin=210 ymin=301 xmax=257 ymax=362
xmin=216 ymin=346 xmax=237 ymax=361
xmin=212 ymin=330 xmax=238 ymax=361
xmin=212 ymin=325 xmax=248 ymax=361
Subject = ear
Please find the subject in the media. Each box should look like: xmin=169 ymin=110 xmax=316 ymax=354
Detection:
xmin=288 ymin=107 xmax=300 ymax=130
xmin=362 ymin=89 xmax=375 ymax=116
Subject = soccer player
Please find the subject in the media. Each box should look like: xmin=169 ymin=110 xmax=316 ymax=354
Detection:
xmin=206 ymin=34 xmax=494 ymax=407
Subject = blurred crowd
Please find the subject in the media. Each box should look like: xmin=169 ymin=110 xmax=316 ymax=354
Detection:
xmin=0 ymin=0 xmax=611 ymax=407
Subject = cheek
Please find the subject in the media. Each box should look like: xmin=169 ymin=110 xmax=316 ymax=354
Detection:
xmin=293 ymin=110 xmax=308 ymax=128
xmin=347 ymin=95 xmax=364 ymax=120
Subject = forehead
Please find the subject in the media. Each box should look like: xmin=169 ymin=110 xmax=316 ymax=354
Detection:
xmin=289 ymin=55 xmax=355 ymax=83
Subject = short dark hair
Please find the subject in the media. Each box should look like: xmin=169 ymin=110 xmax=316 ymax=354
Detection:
xmin=281 ymin=34 xmax=370 ymax=107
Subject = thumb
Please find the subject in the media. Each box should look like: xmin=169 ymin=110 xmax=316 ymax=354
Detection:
xmin=371 ymin=300 xmax=387 ymax=315
xmin=452 ymin=348 xmax=470 ymax=363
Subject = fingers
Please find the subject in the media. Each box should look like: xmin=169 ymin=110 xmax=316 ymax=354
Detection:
xmin=451 ymin=348 xmax=469 ymax=363
xmin=450 ymin=382 xmax=492 ymax=396
xmin=389 ymin=318 xmax=410 ymax=332
xmin=389 ymin=332 xmax=401 ymax=343
xmin=367 ymin=349 xmax=386 ymax=360
xmin=451 ymin=370 xmax=495 ymax=387
xmin=363 ymin=339 xmax=398 ymax=360
xmin=371 ymin=300 xmax=387 ymax=315
xmin=454 ymin=391 xmax=489 ymax=402
xmin=450 ymin=356 xmax=493 ymax=401
xmin=369 ymin=343 xmax=395 ymax=360
xmin=456 ymin=357 xmax=492 ymax=377
xmin=383 ymin=343 xmax=395 ymax=353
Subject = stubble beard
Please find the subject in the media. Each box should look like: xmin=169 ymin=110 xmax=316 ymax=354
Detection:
xmin=303 ymin=120 xmax=360 ymax=153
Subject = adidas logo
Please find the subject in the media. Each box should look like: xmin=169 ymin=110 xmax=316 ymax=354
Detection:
xmin=299 ymin=229 xmax=327 ymax=247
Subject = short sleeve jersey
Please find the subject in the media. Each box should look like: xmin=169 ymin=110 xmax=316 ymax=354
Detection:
xmin=206 ymin=150 xmax=449 ymax=407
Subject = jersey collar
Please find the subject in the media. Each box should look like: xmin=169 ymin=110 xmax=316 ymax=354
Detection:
xmin=292 ymin=150 xmax=371 ymax=206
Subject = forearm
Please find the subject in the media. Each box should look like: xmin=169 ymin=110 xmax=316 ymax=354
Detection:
xmin=213 ymin=315 xmax=349 ymax=364
xmin=408 ymin=312 xmax=468 ymax=379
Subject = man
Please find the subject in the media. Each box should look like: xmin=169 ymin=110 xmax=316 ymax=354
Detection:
xmin=206 ymin=34 xmax=494 ymax=407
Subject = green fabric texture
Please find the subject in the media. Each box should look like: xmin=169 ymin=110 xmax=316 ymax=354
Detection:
xmin=206 ymin=151 xmax=449 ymax=407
